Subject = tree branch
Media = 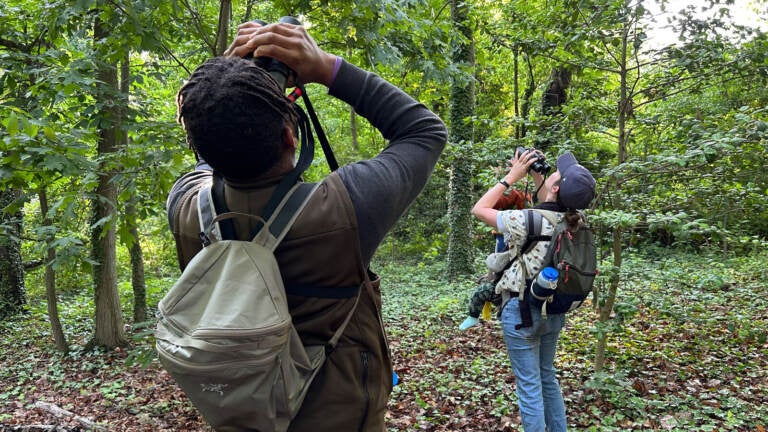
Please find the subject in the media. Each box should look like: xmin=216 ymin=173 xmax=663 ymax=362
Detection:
xmin=178 ymin=0 xmax=215 ymax=56
xmin=0 ymin=38 xmax=28 ymax=52
xmin=24 ymin=259 xmax=45 ymax=271
xmin=32 ymin=401 xmax=108 ymax=431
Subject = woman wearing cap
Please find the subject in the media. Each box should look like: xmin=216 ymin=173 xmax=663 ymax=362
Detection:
xmin=471 ymin=149 xmax=596 ymax=432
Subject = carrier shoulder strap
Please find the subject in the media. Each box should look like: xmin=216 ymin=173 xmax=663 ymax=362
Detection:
xmin=495 ymin=209 xmax=550 ymax=278
xmin=496 ymin=209 xmax=557 ymax=306
xmin=515 ymin=210 xmax=542 ymax=302
xmin=520 ymin=210 xmax=550 ymax=254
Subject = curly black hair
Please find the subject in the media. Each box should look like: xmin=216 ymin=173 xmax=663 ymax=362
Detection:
xmin=176 ymin=57 xmax=297 ymax=180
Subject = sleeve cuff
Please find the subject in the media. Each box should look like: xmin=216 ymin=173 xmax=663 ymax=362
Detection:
xmin=330 ymin=56 xmax=342 ymax=87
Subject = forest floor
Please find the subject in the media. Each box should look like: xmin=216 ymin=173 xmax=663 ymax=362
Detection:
xmin=2 ymin=250 xmax=767 ymax=431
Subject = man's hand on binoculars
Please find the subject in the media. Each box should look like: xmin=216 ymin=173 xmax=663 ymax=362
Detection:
xmin=224 ymin=22 xmax=336 ymax=88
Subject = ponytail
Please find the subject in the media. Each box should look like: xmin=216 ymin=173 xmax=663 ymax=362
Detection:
xmin=564 ymin=210 xmax=582 ymax=231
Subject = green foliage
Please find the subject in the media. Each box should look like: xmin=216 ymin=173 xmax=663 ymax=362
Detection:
xmin=3 ymin=0 xmax=766 ymax=295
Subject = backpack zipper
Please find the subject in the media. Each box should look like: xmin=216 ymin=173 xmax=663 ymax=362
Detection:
xmin=157 ymin=345 xmax=277 ymax=371
xmin=190 ymin=320 xmax=291 ymax=339
xmin=559 ymin=261 xmax=598 ymax=280
xmin=159 ymin=313 xmax=291 ymax=341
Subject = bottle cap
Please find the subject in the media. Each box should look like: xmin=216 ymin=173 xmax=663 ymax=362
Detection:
xmin=541 ymin=266 xmax=558 ymax=282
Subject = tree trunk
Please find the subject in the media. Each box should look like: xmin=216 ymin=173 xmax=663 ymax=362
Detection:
xmin=446 ymin=0 xmax=476 ymax=280
xmin=243 ymin=0 xmax=254 ymax=22
xmin=215 ymin=0 xmax=232 ymax=56
xmin=39 ymin=188 xmax=68 ymax=352
xmin=721 ymin=213 xmax=728 ymax=259
xmin=539 ymin=67 xmax=571 ymax=152
xmin=90 ymin=10 xmax=127 ymax=348
xmin=0 ymin=188 xmax=26 ymax=318
xmin=520 ymin=54 xmax=535 ymax=139
xmin=118 ymin=53 xmax=148 ymax=325
xmin=127 ymin=200 xmax=147 ymax=324
xmin=617 ymin=44 xmax=629 ymax=163
xmin=513 ymin=47 xmax=520 ymax=140
xmin=595 ymin=227 xmax=623 ymax=372
xmin=595 ymin=6 xmax=634 ymax=371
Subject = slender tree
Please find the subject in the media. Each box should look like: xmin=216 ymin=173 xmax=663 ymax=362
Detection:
xmin=519 ymin=53 xmax=536 ymax=141
xmin=114 ymin=52 xmax=149 ymax=325
xmin=38 ymin=187 xmax=68 ymax=352
xmin=90 ymin=5 xmax=127 ymax=348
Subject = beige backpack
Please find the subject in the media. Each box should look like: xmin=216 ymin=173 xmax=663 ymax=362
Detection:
xmin=155 ymin=181 xmax=360 ymax=431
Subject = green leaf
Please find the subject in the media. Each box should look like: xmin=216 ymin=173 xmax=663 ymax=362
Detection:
xmin=43 ymin=127 xmax=57 ymax=141
xmin=6 ymin=112 xmax=19 ymax=136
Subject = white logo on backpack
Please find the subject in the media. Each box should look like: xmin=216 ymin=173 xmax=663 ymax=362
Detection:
xmin=200 ymin=383 xmax=229 ymax=396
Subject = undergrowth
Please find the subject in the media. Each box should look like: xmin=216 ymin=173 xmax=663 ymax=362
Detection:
xmin=378 ymin=249 xmax=768 ymax=431
xmin=1 ymin=249 xmax=766 ymax=431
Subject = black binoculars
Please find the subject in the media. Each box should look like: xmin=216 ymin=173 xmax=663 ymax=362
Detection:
xmin=516 ymin=147 xmax=551 ymax=175
xmin=245 ymin=16 xmax=302 ymax=91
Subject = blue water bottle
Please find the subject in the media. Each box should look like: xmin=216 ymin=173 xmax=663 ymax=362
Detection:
xmin=531 ymin=266 xmax=559 ymax=300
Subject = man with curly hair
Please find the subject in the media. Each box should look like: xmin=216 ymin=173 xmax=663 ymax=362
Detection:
xmin=166 ymin=22 xmax=447 ymax=431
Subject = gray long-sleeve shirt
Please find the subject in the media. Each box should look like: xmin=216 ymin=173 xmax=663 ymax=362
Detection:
xmin=167 ymin=59 xmax=448 ymax=267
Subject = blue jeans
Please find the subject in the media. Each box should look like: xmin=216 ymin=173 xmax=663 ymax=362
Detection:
xmin=501 ymin=298 xmax=567 ymax=432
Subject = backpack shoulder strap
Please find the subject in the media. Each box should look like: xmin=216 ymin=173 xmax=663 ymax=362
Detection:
xmin=534 ymin=209 xmax=562 ymax=229
xmin=197 ymin=175 xmax=239 ymax=245
xmin=254 ymin=182 xmax=320 ymax=251
xmin=259 ymin=179 xmax=358 ymax=356
xmin=198 ymin=181 xmax=319 ymax=249
xmin=197 ymin=182 xmax=219 ymax=246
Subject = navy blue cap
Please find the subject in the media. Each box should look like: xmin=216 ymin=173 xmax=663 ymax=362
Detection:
xmin=557 ymin=152 xmax=596 ymax=210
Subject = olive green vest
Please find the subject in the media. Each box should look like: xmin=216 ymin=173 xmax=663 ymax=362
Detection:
xmin=172 ymin=172 xmax=391 ymax=431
